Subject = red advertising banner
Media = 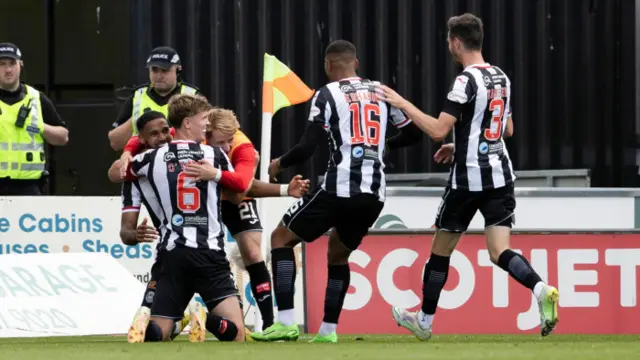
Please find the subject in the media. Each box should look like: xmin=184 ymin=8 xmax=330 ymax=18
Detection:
xmin=304 ymin=234 xmax=640 ymax=334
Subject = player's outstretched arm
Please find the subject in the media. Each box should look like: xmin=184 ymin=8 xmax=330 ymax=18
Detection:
xmin=377 ymin=85 xmax=454 ymax=142
xmin=269 ymin=122 xmax=324 ymax=181
xmin=246 ymin=175 xmax=310 ymax=198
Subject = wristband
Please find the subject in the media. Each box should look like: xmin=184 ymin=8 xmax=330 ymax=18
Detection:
xmin=213 ymin=170 xmax=222 ymax=182
xmin=280 ymin=184 xmax=288 ymax=196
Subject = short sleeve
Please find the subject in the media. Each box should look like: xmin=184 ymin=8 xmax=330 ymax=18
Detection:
xmin=389 ymin=106 xmax=412 ymax=129
xmin=128 ymin=149 xmax=155 ymax=177
xmin=121 ymin=181 xmax=141 ymax=212
xmin=442 ymin=72 xmax=477 ymax=120
xmin=307 ymin=88 xmax=330 ymax=125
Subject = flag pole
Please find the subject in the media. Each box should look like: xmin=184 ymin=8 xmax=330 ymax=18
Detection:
xmin=255 ymin=111 xmax=272 ymax=333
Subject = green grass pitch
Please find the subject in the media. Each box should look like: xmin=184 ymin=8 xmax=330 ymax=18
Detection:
xmin=1 ymin=334 xmax=639 ymax=360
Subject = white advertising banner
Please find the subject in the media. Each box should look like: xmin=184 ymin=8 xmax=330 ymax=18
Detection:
xmin=0 ymin=196 xmax=307 ymax=326
xmin=0 ymin=253 xmax=144 ymax=338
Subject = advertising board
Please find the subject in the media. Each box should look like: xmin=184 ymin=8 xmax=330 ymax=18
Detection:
xmin=304 ymin=233 xmax=640 ymax=334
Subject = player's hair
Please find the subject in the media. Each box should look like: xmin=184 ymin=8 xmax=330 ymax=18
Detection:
xmin=325 ymin=40 xmax=357 ymax=58
xmin=447 ymin=13 xmax=484 ymax=51
xmin=136 ymin=110 xmax=166 ymax=133
xmin=207 ymin=107 xmax=240 ymax=138
xmin=167 ymin=93 xmax=212 ymax=128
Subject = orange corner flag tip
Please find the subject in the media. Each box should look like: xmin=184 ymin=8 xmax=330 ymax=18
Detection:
xmin=262 ymin=53 xmax=314 ymax=115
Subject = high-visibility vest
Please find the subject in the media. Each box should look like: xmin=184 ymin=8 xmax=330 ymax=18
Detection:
xmin=0 ymin=85 xmax=46 ymax=180
xmin=131 ymin=84 xmax=198 ymax=135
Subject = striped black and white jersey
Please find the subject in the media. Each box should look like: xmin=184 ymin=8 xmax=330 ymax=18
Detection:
xmin=129 ymin=140 xmax=233 ymax=252
xmin=121 ymin=178 xmax=165 ymax=257
xmin=443 ymin=63 xmax=516 ymax=191
xmin=311 ymin=77 xmax=412 ymax=201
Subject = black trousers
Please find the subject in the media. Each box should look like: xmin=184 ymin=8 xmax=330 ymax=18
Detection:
xmin=0 ymin=180 xmax=42 ymax=195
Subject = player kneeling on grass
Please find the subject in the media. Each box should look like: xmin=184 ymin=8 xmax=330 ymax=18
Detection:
xmin=118 ymin=94 xmax=250 ymax=343
xmin=108 ymin=111 xmax=193 ymax=342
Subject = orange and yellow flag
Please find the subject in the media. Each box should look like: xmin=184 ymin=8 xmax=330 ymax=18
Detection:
xmin=262 ymin=53 xmax=314 ymax=115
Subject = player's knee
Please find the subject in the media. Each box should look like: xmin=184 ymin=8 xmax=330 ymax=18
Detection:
xmin=327 ymin=238 xmax=351 ymax=265
xmin=144 ymin=320 xmax=164 ymax=342
xmin=271 ymin=225 xmax=294 ymax=249
xmin=431 ymin=231 xmax=460 ymax=256
xmin=237 ymin=234 xmax=263 ymax=265
xmin=206 ymin=314 xmax=239 ymax=342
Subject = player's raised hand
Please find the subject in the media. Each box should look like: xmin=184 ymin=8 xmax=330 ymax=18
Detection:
xmin=287 ymin=175 xmax=310 ymax=198
xmin=268 ymin=157 xmax=281 ymax=182
xmin=376 ymin=85 xmax=408 ymax=109
xmin=434 ymin=143 xmax=455 ymax=164
xmin=183 ymin=159 xmax=218 ymax=181
xmin=136 ymin=218 xmax=158 ymax=243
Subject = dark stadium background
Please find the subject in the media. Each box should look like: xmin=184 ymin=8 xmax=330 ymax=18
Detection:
xmin=0 ymin=0 xmax=635 ymax=195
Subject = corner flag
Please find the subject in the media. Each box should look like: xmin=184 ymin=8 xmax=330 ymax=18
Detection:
xmin=262 ymin=53 xmax=314 ymax=115
xmin=256 ymin=54 xmax=313 ymax=332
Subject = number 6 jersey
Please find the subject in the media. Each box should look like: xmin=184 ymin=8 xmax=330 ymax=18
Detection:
xmin=310 ymin=77 xmax=412 ymax=201
xmin=129 ymin=140 xmax=233 ymax=252
xmin=442 ymin=63 xmax=516 ymax=191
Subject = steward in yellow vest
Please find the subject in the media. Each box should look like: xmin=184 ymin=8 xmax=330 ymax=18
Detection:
xmin=108 ymin=46 xmax=201 ymax=151
xmin=0 ymin=42 xmax=68 ymax=195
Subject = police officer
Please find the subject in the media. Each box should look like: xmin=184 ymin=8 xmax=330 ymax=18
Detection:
xmin=108 ymin=46 xmax=202 ymax=150
xmin=0 ymin=42 xmax=68 ymax=195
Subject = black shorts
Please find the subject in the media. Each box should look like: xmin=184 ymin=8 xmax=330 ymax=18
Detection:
xmin=435 ymin=184 xmax=516 ymax=233
xmin=221 ymin=199 xmax=262 ymax=236
xmin=150 ymin=247 xmax=239 ymax=319
xmin=281 ymin=188 xmax=384 ymax=250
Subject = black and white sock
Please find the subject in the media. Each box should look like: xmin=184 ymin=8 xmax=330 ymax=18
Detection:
xmin=419 ymin=254 xmax=450 ymax=329
xmin=271 ymin=248 xmax=296 ymax=326
xmin=319 ymin=264 xmax=350 ymax=336
xmin=497 ymin=250 xmax=544 ymax=296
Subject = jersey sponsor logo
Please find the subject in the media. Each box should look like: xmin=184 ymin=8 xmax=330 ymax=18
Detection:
xmin=352 ymin=146 xmax=364 ymax=159
xmin=364 ymin=148 xmax=379 ymax=159
xmin=479 ymin=141 xmax=504 ymax=155
xmin=164 ymin=152 xmax=176 ymax=162
xmin=171 ymin=214 xmax=184 ymax=226
xmin=176 ymin=149 xmax=204 ymax=161
xmin=478 ymin=141 xmax=489 ymax=155
xmin=183 ymin=215 xmax=208 ymax=226
xmin=340 ymin=84 xmax=355 ymax=93
xmin=483 ymin=75 xmax=492 ymax=87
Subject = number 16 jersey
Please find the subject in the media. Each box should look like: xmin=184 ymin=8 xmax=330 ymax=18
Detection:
xmin=129 ymin=140 xmax=233 ymax=252
xmin=310 ymin=77 xmax=412 ymax=202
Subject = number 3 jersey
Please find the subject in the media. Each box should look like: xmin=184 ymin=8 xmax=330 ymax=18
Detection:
xmin=310 ymin=77 xmax=412 ymax=201
xmin=129 ymin=140 xmax=233 ymax=252
xmin=443 ymin=63 xmax=516 ymax=191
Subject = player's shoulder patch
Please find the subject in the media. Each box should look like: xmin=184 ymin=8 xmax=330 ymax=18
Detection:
xmin=447 ymin=74 xmax=470 ymax=104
